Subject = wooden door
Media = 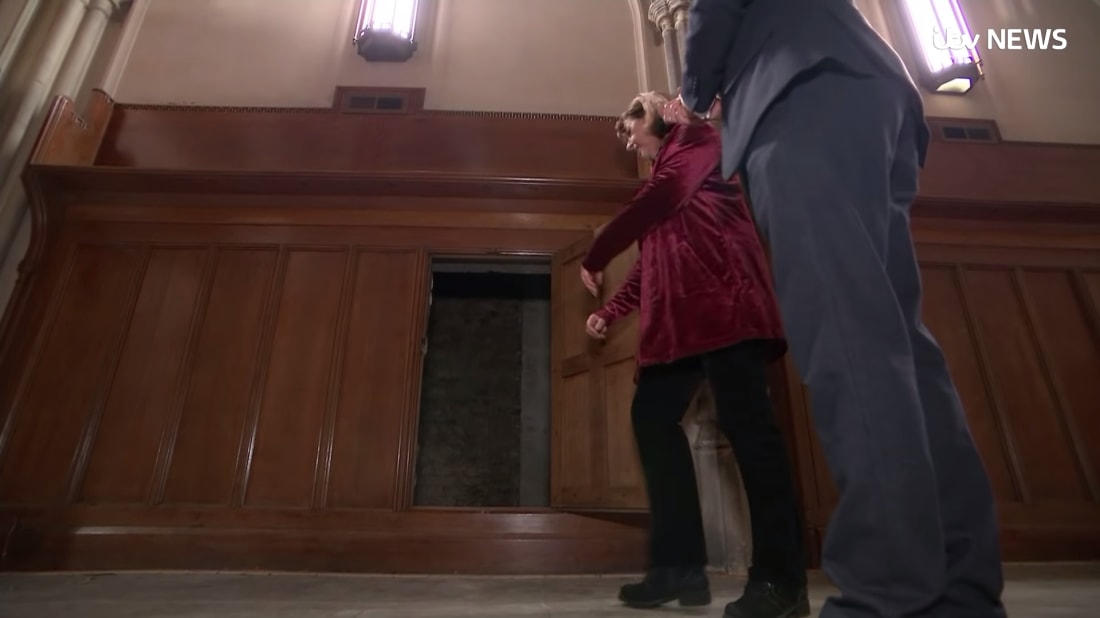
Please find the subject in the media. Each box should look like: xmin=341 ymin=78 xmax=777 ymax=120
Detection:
xmin=549 ymin=237 xmax=647 ymax=510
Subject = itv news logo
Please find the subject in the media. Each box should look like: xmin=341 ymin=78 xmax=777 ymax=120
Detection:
xmin=932 ymin=27 xmax=1069 ymax=51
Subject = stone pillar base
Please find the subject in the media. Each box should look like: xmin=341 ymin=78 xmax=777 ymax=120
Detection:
xmin=685 ymin=384 xmax=752 ymax=574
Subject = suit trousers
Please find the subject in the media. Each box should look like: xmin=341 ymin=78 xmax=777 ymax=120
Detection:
xmin=741 ymin=63 xmax=1006 ymax=618
xmin=631 ymin=340 xmax=807 ymax=589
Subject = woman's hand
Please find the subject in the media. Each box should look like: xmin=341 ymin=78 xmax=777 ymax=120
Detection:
xmin=581 ymin=267 xmax=603 ymax=297
xmin=586 ymin=313 xmax=608 ymax=340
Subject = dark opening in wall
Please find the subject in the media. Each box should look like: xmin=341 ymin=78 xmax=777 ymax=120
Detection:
xmin=413 ymin=258 xmax=552 ymax=508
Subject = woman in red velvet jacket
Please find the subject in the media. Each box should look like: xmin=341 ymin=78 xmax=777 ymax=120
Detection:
xmin=582 ymin=92 xmax=809 ymax=617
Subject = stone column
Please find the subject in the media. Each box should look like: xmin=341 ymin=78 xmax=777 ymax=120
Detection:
xmin=684 ymin=384 xmax=753 ymax=574
xmin=0 ymin=0 xmax=45 ymax=89
xmin=52 ymin=0 xmax=121 ymax=97
xmin=0 ymin=209 xmax=30 ymax=318
xmin=0 ymin=0 xmax=120 ymax=312
xmin=647 ymin=0 xmax=681 ymax=92
xmin=97 ymin=0 xmax=144 ymax=96
xmin=668 ymin=0 xmax=691 ymax=67
xmin=0 ymin=0 xmax=86 ymax=182
xmin=627 ymin=0 xmax=652 ymax=92
xmin=0 ymin=0 xmax=87 ymax=305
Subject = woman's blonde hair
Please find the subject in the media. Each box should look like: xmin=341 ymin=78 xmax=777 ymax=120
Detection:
xmin=615 ymin=91 xmax=673 ymax=143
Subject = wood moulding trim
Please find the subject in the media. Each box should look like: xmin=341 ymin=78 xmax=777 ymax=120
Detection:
xmin=913 ymin=197 xmax=1100 ymax=225
xmin=26 ymin=165 xmax=1100 ymax=225
xmin=2 ymin=506 xmax=1096 ymax=572
xmin=27 ymin=166 xmax=641 ymax=202
xmin=111 ymin=101 xmax=619 ymax=123
xmin=392 ymin=249 xmax=431 ymax=510
xmin=27 ymin=93 xmax=114 ymax=167
xmin=0 ymin=507 xmax=650 ymax=573
xmin=422 ymin=110 xmax=616 ymax=122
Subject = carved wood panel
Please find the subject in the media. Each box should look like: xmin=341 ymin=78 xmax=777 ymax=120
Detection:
xmin=0 ymin=242 xmax=428 ymax=515
xmin=550 ymin=237 xmax=647 ymax=510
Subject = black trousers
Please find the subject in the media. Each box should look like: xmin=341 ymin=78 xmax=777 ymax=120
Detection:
xmin=632 ymin=341 xmax=806 ymax=588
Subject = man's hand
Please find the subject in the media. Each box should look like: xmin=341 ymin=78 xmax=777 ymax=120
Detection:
xmin=661 ymin=95 xmax=720 ymax=125
xmin=661 ymin=96 xmax=695 ymax=125
xmin=581 ymin=267 xmax=603 ymax=297
xmin=586 ymin=313 xmax=608 ymax=340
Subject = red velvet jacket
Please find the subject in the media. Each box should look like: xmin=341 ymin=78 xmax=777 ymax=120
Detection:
xmin=584 ymin=122 xmax=786 ymax=367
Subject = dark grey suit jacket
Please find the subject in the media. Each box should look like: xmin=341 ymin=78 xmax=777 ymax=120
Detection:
xmin=680 ymin=0 xmax=930 ymax=178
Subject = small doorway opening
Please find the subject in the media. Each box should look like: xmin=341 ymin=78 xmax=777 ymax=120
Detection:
xmin=412 ymin=256 xmax=552 ymax=508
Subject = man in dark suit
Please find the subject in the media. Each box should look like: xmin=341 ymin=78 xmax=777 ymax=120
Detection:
xmin=663 ymin=1 xmax=1008 ymax=617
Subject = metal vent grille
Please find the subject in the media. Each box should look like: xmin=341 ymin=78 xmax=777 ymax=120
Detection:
xmin=340 ymin=93 xmax=409 ymax=114
xmin=929 ymin=118 xmax=1001 ymax=144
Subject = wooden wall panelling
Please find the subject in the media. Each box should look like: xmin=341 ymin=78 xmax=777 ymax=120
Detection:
xmin=31 ymin=166 xmax=641 ymax=205
xmin=0 ymin=158 xmax=649 ymax=571
xmin=918 ymin=139 xmax=1100 ymax=205
xmin=80 ymin=97 xmax=1100 ymax=205
xmin=4 ymin=96 xmax=1100 ymax=572
xmin=93 ymin=104 xmax=639 ymax=180
xmin=0 ymin=231 xmax=651 ymax=572
xmin=0 ymin=243 xmax=147 ymax=504
xmin=0 ymin=91 xmax=118 ymax=417
xmin=598 ymin=243 xmax=647 ymax=509
xmin=312 ymin=248 xmax=360 ymax=510
xmin=8 ymin=216 xmax=1100 ymax=567
xmin=1 ymin=507 xmax=648 ymax=573
xmin=329 ymin=248 xmax=429 ymax=510
xmin=23 ymin=96 xmax=1100 ymax=213
xmin=40 ymin=243 xmax=434 ymax=512
xmin=549 ymin=238 xmax=647 ymax=511
xmin=26 ymin=91 xmax=115 ymax=167
xmin=0 ymin=231 xmax=654 ymax=573
xmin=550 ymin=237 xmax=601 ymax=507
xmin=0 ymin=92 xmax=117 ymax=463
xmin=796 ymin=239 xmax=1100 ymax=561
xmin=27 ymin=168 xmax=1100 ymax=232
xmin=86 ymin=246 xmax=215 ymax=505
xmin=0 ymin=232 xmax=76 ymax=461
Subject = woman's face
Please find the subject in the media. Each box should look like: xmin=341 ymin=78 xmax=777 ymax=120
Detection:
xmin=624 ymin=117 xmax=663 ymax=160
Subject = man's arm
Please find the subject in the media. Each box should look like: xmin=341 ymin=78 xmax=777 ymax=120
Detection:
xmin=680 ymin=0 xmax=749 ymax=114
xmin=582 ymin=125 xmax=717 ymax=272
xmin=594 ymin=260 xmax=641 ymax=325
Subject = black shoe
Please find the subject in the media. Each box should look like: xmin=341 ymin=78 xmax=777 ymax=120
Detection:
xmin=723 ymin=581 xmax=810 ymax=618
xmin=618 ymin=566 xmax=712 ymax=609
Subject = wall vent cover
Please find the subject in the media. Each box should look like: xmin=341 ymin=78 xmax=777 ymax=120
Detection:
xmin=333 ymin=87 xmax=425 ymax=115
xmin=928 ymin=117 xmax=1001 ymax=144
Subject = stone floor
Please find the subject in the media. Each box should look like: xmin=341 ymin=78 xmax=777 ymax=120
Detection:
xmin=1 ymin=563 xmax=1096 ymax=617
